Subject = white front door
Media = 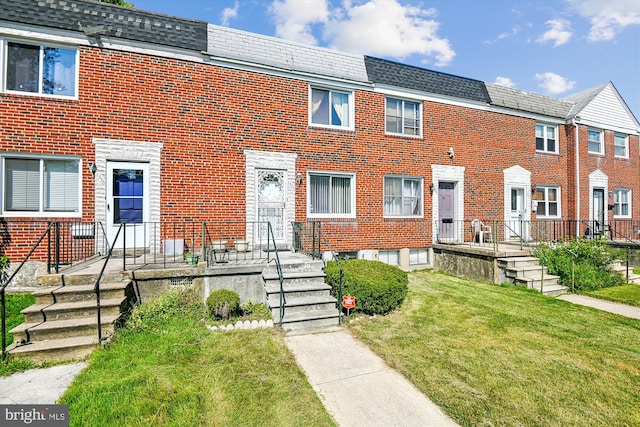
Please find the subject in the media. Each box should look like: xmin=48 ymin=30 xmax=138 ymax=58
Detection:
xmin=508 ymin=187 xmax=527 ymax=239
xmin=106 ymin=161 xmax=149 ymax=249
xmin=592 ymin=188 xmax=605 ymax=232
xmin=256 ymin=169 xmax=286 ymax=244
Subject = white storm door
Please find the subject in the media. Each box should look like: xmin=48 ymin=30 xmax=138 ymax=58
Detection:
xmin=256 ymin=169 xmax=286 ymax=243
xmin=508 ymin=187 xmax=526 ymax=239
xmin=106 ymin=162 xmax=149 ymax=249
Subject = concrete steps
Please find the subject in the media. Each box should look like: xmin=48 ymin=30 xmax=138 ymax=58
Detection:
xmin=610 ymin=262 xmax=640 ymax=284
xmin=9 ymin=273 xmax=132 ymax=363
xmin=499 ymin=256 xmax=567 ymax=296
xmin=263 ymin=258 xmax=339 ymax=330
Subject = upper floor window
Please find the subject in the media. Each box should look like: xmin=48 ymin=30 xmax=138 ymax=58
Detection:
xmin=534 ymin=185 xmax=560 ymax=217
xmin=386 ymin=98 xmax=421 ymax=136
xmin=535 ymin=123 xmax=557 ymax=153
xmin=2 ymin=154 xmax=81 ymax=217
xmin=4 ymin=40 xmax=78 ymax=98
xmin=613 ymin=189 xmax=631 ymax=217
xmin=308 ymin=172 xmax=355 ymax=217
xmin=588 ymin=129 xmax=603 ymax=154
xmin=310 ymin=87 xmax=352 ymax=129
xmin=384 ymin=176 xmax=422 ymax=217
xmin=614 ymin=133 xmax=629 ymax=158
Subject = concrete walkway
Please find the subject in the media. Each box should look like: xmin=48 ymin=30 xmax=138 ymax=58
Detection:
xmin=0 ymin=362 xmax=86 ymax=404
xmin=285 ymin=327 xmax=458 ymax=427
xmin=557 ymin=294 xmax=640 ymax=319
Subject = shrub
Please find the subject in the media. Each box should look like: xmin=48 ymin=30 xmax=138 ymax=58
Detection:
xmin=126 ymin=286 xmax=203 ymax=332
xmin=325 ymin=259 xmax=408 ymax=315
xmin=206 ymin=289 xmax=241 ymax=320
xmin=535 ymin=239 xmax=625 ymax=292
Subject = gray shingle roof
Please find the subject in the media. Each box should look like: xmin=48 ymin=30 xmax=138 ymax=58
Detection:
xmin=207 ymin=25 xmax=369 ymax=83
xmin=364 ymin=56 xmax=491 ymax=104
xmin=0 ymin=0 xmax=207 ymax=52
xmin=563 ymin=82 xmax=609 ymax=117
xmin=486 ymin=84 xmax=574 ymax=119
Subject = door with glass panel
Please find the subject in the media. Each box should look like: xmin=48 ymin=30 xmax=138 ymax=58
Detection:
xmin=507 ymin=187 xmax=527 ymax=239
xmin=438 ymin=182 xmax=456 ymax=241
xmin=256 ymin=169 xmax=286 ymax=244
xmin=592 ymin=189 xmax=605 ymax=236
xmin=106 ymin=162 xmax=149 ymax=249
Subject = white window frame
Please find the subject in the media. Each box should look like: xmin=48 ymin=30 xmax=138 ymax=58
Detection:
xmin=309 ymin=86 xmax=354 ymax=130
xmin=2 ymin=38 xmax=79 ymax=99
xmin=379 ymin=250 xmax=399 ymax=266
xmin=383 ymin=175 xmax=423 ymax=218
xmin=588 ymin=128 xmax=604 ymax=155
xmin=535 ymin=123 xmax=558 ymax=153
xmin=1 ymin=153 xmax=82 ymax=218
xmin=534 ymin=185 xmax=561 ymax=218
xmin=385 ymin=97 xmax=422 ymax=137
xmin=307 ymin=171 xmax=356 ymax=219
xmin=614 ymin=133 xmax=629 ymax=158
xmin=409 ymin=248 xmax=428 ymax=265
xmin=613 ymin=189 xmax=631 ymax=218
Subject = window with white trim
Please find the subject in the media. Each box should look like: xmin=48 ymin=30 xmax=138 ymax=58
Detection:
xmin=535 ymin=123 xmax=557 ymax=153
xmin=379 ymin=250 xmax=399 ymax=266
xmin=534 ymin=186 xmax=560 ymax=217
xmin=308 ymin=172 xmax=355 ymax=217
xmin=310 ymin=87 xmax=352 ymax=128
xmin=409 ymin=248 xmax=428 ymax=265
xmin=4 ymin=40 xmax=78 ymax=98
xmin=588 ymin=129 xmax=603 ymax=154
xmin=613 ymin=189 xmax=630 ymax=217
xmin=384 ymin=176 xmax=422 ymax=217
xmin=2 ymin=155 xmax=81 ymax=216
xmin=386 ymin=98 xmax=421 ymax=136
xmin=614 ymin=133 xmax=628 ymax=158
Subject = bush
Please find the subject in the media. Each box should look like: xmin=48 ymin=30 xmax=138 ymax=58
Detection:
xmin=206 ymin=289 xmax=241 ymax=320
xmin=535 ymin=239 xmax=625 ymax=292
xmin=325 ymin=259 xmax=408 ymax=315
xmin=126 ymin=286 xmax=203 ymax=332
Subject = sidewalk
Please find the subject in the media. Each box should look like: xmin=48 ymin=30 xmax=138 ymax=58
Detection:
xmin=285 ymin=327 xmax=458 ymax=427
xmin=557 ymin=294 xmax=640 ymax=319
xmin=0 ymin=362 xmax=86 ymax=404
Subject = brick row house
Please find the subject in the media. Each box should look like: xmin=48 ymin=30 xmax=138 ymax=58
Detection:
xmin=1 ymin=0 xmax=639 ymax=279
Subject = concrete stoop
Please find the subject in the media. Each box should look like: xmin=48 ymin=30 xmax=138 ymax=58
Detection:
xmin=8 ymin=272 xmax=133 ymax=363
xmin=499 ymin=256 xmax=567 ymax=296
xmin=263 ymin=259 xmax=340 ymax=330
xmin=610 ymin=262 xmax=640 ymax=284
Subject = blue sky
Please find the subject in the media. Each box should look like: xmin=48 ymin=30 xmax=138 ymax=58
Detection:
xmin=131 ymin=0 xmax=640 ymax=118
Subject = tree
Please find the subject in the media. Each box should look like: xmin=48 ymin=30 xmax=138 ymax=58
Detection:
xmin=98 ymin=0 xmax=134 ymax=7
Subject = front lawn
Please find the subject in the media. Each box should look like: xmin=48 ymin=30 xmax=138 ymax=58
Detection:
xmin=349 ymin=270 xmax=640 ymax=426
xmin=584 ymin=284 xmax=640 ymax=307
xmin=60 ymin=288 xmax=335 ymax=427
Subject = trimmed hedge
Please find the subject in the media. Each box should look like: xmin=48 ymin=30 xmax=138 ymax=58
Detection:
xmin=206 ymin=289 xmax=241 ymax=320
xmin=325 ymin=259 xmax=408 ymax=315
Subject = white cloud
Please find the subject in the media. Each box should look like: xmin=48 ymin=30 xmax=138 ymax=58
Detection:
xmin=567 ymin=0 xmax=640 ymax=41
xmin=494 ymin=77 xmax=516 ymax=88
xmin=268 ymin=0 xmax=455 ymax=67
xmin=535 ymin=72 xmax=576 ymax=94
xmin=220 ymin=1 xmax=239 ymax=27
xmin=536 ymin=19 xmax=572 ymax=46
xmin=483 ymin=26 xmax=520 ymax=44
xmin=268 ymin=0 xmax=330 ymax=45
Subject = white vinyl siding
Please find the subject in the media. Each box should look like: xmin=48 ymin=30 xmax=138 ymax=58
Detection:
xmin=2 ymin=155 xmax=81 ymax=216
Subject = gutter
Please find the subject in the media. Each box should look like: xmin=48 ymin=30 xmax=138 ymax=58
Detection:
xmin=572 ymin=117 xmax=580 ymax=231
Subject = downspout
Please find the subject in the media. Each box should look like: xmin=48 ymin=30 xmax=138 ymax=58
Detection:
xmin=573 ymin=118 xmax=580 ymax=235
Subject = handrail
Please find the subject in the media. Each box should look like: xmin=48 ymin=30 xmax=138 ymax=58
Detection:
xmin=605 ymin=224 xmax=640 ymax=283
xmin=265 ymin=222 xmax=285 ymax=324
xmin=1 ymin=222 xmax=55 ymax=360
xmin=95 ymin=223 xmax=124 ymax=342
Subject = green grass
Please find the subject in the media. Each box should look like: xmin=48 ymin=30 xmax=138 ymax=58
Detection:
xmin=1 ymin=292 xmax=37 ymax=376
xmin=348 ymin=270 xmax=640 ymax=427
xmin=60 ymin=288 xmax=336 ymax=427
xmin=584 ymin=284 xmax=640 ymax=307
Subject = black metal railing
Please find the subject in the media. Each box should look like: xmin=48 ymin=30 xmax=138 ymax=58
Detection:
xmin=293 ymin=221 xmax=344 ymax=323
xmin=264 ymin=222 xmax=285 ymax=324
xmin=95 ymin=223 xmax=124 ymax=342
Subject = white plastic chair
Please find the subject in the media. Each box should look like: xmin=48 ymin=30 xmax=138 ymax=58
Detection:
xmin=471 ymin=219 xmax=492 ymax=243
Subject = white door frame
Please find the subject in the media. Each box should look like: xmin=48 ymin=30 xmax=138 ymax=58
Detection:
xmin=106 ymin=161 xmax=150 ymax=249
xmin=503 ymin=166 xmax=531 ymax=240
